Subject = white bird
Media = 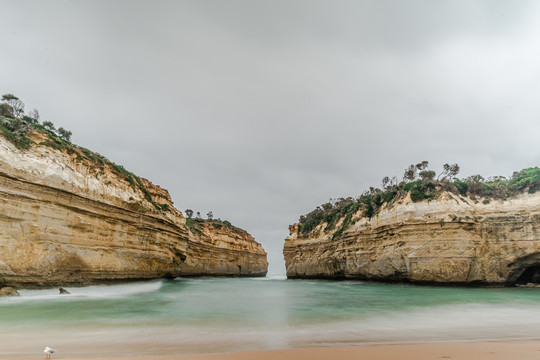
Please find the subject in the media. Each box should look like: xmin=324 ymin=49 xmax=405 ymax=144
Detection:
xmin=43 ymin=346 xmax=56 ymax=359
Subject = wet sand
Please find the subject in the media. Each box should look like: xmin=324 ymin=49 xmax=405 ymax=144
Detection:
xmin=31 ymin=340 xmax=540 ymax=360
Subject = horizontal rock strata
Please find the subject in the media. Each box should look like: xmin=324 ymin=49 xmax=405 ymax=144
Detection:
xmin=0 ymin=130 xmax=267 ymax=287
xmin=181 ymin=222 xmax=268 ymax=277
xmin=284 ymin=191 xmax=540 ymax=285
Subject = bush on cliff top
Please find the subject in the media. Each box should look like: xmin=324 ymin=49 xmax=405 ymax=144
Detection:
xmin=297 ymin=162 xmax=540 ymax=238
xmin=186 ymin=217 xmax=248 ymax=236
xmin=0 ymin=117 xmax=32 ymax=150
xmin=0 ymin=94 xmax=67 ymax=151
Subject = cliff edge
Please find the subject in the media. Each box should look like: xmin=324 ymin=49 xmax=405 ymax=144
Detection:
xmin=0 ymin=125 xmax=267 ymax=288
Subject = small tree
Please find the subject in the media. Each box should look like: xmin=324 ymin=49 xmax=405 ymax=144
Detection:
xmin=185 ymin=209 xmax=193 ymax=218
xmin=0 ymin=103 xmax=14 ymax=118
xmin=438 ymin=163 xmax=460 ymax=181
xmin=416 ymin=161 xmax=429 ymax=171
xmin=196 ymin=211 xmax=201 ymax=218
xmin=321 ymin=202 xmax=333 ymax=211
xmin=28 ymin=109 xmax=40 ymax=122
xmin=1 ymin=94 xmax=25 ymax=117
xmin=42 ymin=121 xmax=56 ymax=132
xmin=465 ymin=174 xmax=485 ymax=194
xmin=465 ymin=174 xmax=485 ymax=183
xmin=403 ymin=164 xmax=417 ymax=182
xmin=57 ymin=127 xmax=72 ymax=142
xmin=207 ymin=211 xmax=213 ymax=220
xmin=419 ymin=170 xmax=436 ymax=181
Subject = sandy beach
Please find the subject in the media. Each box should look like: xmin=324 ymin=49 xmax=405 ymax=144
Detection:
xmin=30 ymin=340 xmax=540 ymax=360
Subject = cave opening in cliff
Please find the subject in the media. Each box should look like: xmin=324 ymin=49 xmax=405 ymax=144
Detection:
xmin=515 ymin=266 xmax=540 ymax=285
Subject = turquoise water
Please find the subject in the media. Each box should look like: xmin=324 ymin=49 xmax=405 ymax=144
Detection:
xmin=2 ymin=277 xmax=540 ymax=358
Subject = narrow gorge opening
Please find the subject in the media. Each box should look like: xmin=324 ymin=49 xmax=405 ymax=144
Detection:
xmin=515 ymin=266 xmax=540 ymax=285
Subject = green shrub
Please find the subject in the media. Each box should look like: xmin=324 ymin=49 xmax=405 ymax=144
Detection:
xmin=332 ymin=211 xmax=354 ymax=240
xmin=404 ymin=180 xmax=436 ymax=202
xmin=39 ymin=140 xmax=64 ymax=150
xmin=0 ymin=117 xmax=32 ymax=150
xmin=186 ymin=218 xmax=203 ymax=235
xmin=509 ymin=167 xmax=540 ymax=194
xmin=22 ymin=115 xmax=37 ymax=124
xmin=42 ymin=121 xmax=56 ymax=132
xmin=364 ymin=200 xmax=375 ymax=218
xmin=186 ymin=217 xmax=247 ymax=236
xmin=0 ymin=104 xmax=14 ymax=118
xmin=57 ymin=127 xmax=72 ymax=142
xmin=453 ymin=179 xmax=468 ymax=196
xmin=299 ymin=208 xmax=325 ymax=234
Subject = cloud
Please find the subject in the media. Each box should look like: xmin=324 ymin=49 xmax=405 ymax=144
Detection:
xmin=1 ymin=0 xmax=540 ymax=273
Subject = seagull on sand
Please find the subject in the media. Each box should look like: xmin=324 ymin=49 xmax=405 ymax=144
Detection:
xmin=43 ymin=346 xmax=56 ymax=359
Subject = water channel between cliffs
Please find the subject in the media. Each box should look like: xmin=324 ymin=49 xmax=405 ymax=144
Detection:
xmin=2 ymin=276 xmax=540 ymax=359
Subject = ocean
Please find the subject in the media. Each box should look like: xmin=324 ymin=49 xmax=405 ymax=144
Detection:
xmin=1 ymin=276 xmax=540 ymax=358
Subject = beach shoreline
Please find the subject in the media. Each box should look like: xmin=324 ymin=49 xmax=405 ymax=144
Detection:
xmin=16 ymin=340 xmax=540 ymax=360
xmin=6 ymin=279 xmax=540 ymax=360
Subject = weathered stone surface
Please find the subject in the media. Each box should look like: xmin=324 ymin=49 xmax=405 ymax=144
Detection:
xmin=517 ymin=283 xmax=540 ymax=288
xmin=182 ymin=222 xmax=267 ymax=276
xmin=0 ymin=130 xmax=267 ymax=288
xmin=0 ymin=286 xmax=20 ymax=296
xmin=283 ymin=191 xmax=540 ymax=285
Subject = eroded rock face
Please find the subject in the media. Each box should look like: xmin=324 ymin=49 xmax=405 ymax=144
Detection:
xmin=0 ymin=130 xmax=267 ymax=287
xmin=0 ymin=286 xmax=20 ymax=296
xmin=181 ymin=222 xmax=268 ymax=277
xmin=283 ymin=191 xmax=540 ymax=285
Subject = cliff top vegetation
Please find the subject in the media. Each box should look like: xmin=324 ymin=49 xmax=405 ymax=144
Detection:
xmin=184 ymin=210 xmax=248 ymax=236
xmin=0 ymin=93 xmax=173 ymax=213
xmin=0 ymin=93 xmax=246 ymax=231
xmin=298 ymin=161 xmax=540 ymax=238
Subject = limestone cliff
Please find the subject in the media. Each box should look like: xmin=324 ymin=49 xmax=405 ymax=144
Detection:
xmin=0 ymin=128 xmax=267 ymax=287
xmin=284 ymin=191 xmax=540 ymax=285
xmin=182 ymin=220 xmax=267 ymax=276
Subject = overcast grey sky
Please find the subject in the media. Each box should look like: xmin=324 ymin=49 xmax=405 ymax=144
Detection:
xmin=2 ymin=0 xmax=540 ymax=274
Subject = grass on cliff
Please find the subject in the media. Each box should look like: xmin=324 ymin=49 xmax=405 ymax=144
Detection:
xmin=0 ymin=117 xmax=33 ymax=150
xmin=0 ymin=95 xmax=171 ymax=214
xmin=186 ymin=217 xmax=248 ymax=236
xmin=298 ymin=162 xmax=540 ymax=238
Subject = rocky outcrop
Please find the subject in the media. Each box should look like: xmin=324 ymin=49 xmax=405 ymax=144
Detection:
xmin=0 ymin=129 xmax=267 ymax=288
xmin=284 ymin=191 xmax=540 ymax=285
xmin=0 ymin=286 xmax=20 ymax=296
xmin=181 ymin=221 xmax=267 ymax=276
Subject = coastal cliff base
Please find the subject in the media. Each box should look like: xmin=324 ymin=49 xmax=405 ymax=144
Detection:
xmin=284 ymin=192 xmax=540 ymax=285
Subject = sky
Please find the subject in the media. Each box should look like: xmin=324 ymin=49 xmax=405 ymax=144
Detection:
xmin=2 ymin=0 xmax=540 ymax=274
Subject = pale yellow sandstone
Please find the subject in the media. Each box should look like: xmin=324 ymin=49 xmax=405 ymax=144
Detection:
xmin=0 ymin=130 xmax=267 ymax=287
xmin=284 ymin=191 xmax=540 ymax=284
